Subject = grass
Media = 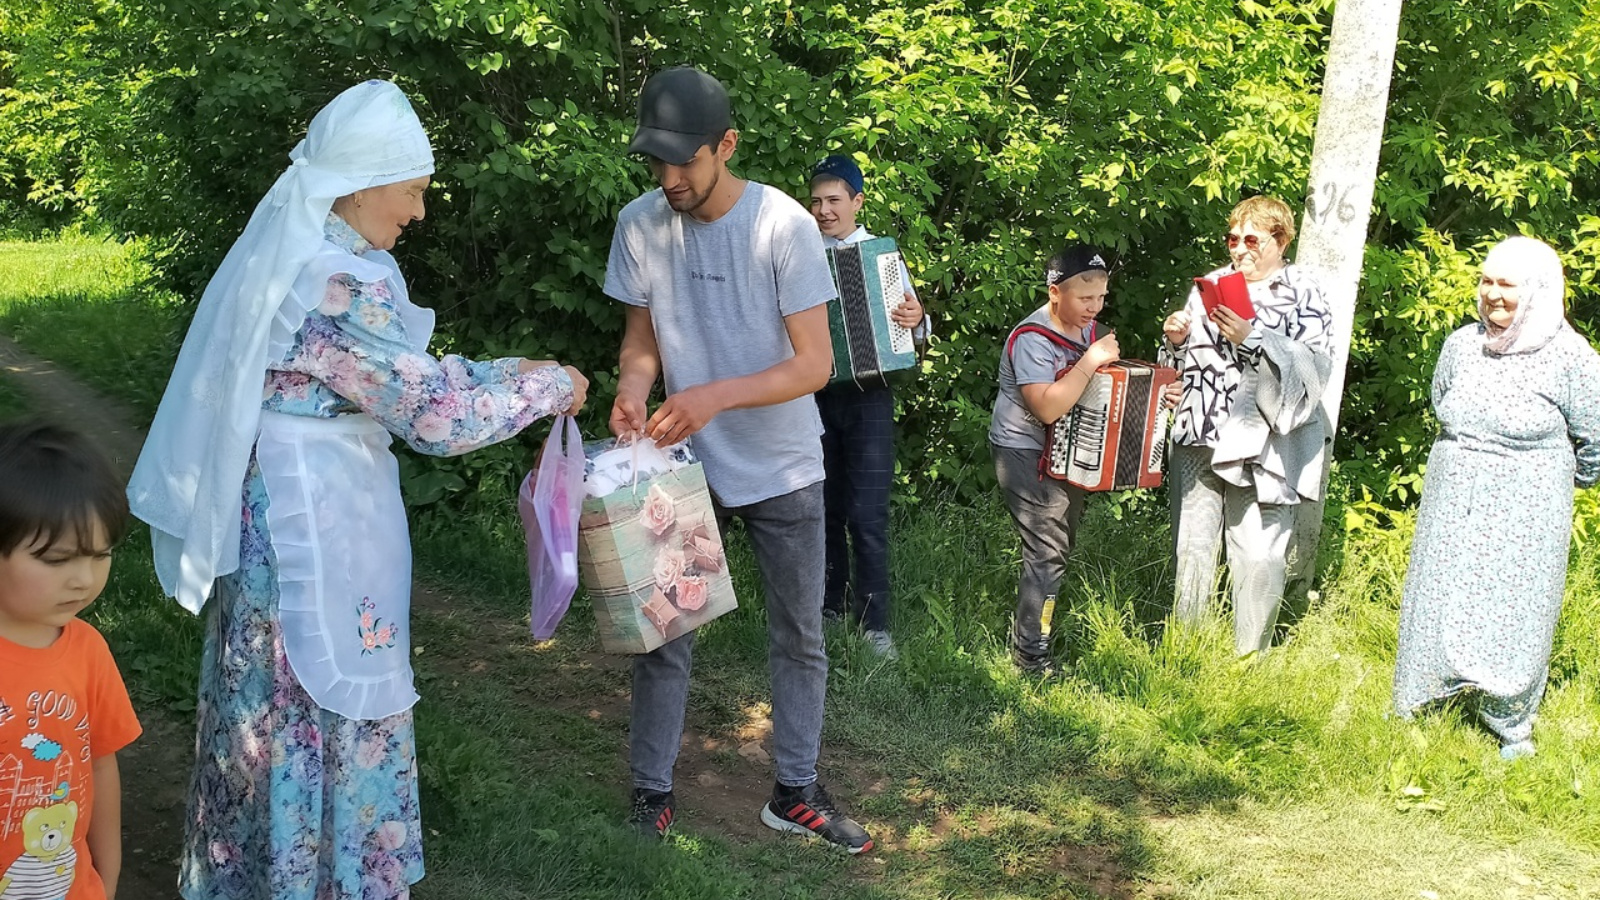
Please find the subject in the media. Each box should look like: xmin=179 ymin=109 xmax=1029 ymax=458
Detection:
xmin=3 ymin=234 xmax=1599 ymax=899
xmin=0 ymin=377 xmax=28 ymax=417
xmin=0 ymin=235 xmax=187 ymax=423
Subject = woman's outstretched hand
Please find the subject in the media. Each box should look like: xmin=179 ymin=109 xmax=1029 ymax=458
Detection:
xmin=560 ymin=366 xmax=588 ymax=414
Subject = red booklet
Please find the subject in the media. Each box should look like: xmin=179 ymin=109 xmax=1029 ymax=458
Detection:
xmin=1194 ymin=271 xmax=1255 ymax=320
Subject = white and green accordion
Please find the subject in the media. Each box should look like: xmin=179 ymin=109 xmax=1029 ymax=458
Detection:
xmin=824 ymin=237 xmax=916 ymax=389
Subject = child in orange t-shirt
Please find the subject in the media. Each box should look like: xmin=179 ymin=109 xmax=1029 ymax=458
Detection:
xmin=0 ymin=421 xmax=142 ymax=900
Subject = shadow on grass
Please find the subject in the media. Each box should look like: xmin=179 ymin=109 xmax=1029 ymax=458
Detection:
xmin=398 ymin=491 xmax=1277 ymax=900
xmin=399 ymin=467 xmax=1600 ymax=899
xmin=0 ymin=285 xmax=187 ymax=424
xmin=10 ymin=238 xmax=1596 ymax=899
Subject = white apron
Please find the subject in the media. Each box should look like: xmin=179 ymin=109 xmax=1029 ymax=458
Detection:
xmin=253 ymin=244 xmax=435 ymax=721
xmin=257 ymin=411 xmax=417 ymax=721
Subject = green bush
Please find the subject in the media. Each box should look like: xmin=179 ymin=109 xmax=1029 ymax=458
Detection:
xmin=4 ymin=0 xmax=1600 ymax=516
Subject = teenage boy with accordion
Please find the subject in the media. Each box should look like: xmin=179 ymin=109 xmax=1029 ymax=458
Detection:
xmin=806 ymin=154 xmax=929 ymax=661
xmin=988 ymin=245 xmax=1120 ymax=674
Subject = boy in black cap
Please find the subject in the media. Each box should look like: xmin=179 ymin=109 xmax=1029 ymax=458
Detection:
xmin=603 ymin=66 xmax=873 ymax=854
xmin=987 ymin=244 xmax=1120 ymax=673
xmin=807 ymin=154 xmax=927 ymax=660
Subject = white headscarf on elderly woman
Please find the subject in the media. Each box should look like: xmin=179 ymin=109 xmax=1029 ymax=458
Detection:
xmin=1480 ymin=235 xmax=1568 ymax=356
xmin=128 ymin=80 xmax=434 ymax=614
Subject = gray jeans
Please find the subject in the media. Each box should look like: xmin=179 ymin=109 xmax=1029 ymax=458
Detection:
xmin=992 ymin=443 xmax=1087 ymax=646
xmin=630 ymin=482 xmax=828 ymax=792
xmin=1169 ymin=442 xmax=1293 ymax=655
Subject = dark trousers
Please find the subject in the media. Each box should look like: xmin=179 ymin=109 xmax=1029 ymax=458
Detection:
xmin=817 ymin=382 xmax=895 ymax=630
xmin=630 ymin=483 xmax=828 ymax=791
xmin=992 ymin=442 xmax=1086 ymax=646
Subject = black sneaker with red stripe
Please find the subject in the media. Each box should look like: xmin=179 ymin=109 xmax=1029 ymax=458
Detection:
xmin=759 ymin=781 xmax=873 ymax=854
xmin=628 ymin=788 xmax=675 ymax=840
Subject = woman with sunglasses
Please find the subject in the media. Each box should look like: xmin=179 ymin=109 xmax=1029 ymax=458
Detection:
xmin=1159 ymin=195 xmax=1334 ymax=655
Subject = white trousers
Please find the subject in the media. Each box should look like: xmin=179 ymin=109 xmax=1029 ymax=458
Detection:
xmin=1170 ymin=442 xmax=1293 ymax=655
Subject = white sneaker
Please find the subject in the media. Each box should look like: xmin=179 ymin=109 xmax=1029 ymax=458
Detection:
xmin=1499 ymin=740 xmax=1536 ymax=761
xmin=863 ymin=630 xmax=899 ymax=660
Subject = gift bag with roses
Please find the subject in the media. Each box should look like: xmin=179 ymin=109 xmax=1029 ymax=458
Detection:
xmin=574 ymin=437 xmax=738 ymax=653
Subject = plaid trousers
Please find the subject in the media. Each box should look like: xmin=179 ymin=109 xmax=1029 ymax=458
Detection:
xmin=817 ymin=382 xmax=895 ymax=630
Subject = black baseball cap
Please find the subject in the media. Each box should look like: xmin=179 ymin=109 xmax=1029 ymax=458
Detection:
xmin=626 ymin=67 xmax=732 ymax=165
xmin=1046 ymin=244 xmax=1110 ymax=286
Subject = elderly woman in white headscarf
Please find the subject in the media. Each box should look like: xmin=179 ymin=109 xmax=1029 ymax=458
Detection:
xmin=128 ymin=81 xmax=587 ymax=899
xmin=1394 ymin=235 xmax=1600 ymax=761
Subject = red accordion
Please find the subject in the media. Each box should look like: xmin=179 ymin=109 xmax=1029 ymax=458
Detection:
xmin=1005 ymin=324 xmax=1175 ymax=492
xmin=1047 ymin=360 xmax=1175 ymax=491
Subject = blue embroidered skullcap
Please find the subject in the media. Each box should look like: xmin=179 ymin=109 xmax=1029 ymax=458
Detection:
xmin=811 ymin=155 xmax=864 ymax=195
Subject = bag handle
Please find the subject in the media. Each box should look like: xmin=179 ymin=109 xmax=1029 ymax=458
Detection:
xmin=616 ymin=430 xmax=684 ymax=495
xmin=552 ymin=414 xmax=582 ymax=457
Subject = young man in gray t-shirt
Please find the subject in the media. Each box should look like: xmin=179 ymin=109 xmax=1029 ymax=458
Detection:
xmin=602 ymin=66 xmax=874 ymax=854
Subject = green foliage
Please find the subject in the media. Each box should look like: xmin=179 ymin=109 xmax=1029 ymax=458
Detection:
xmin=1343 ymin=0 xmax=1600 ymax=502
xmin=0 ymin=1 xmax=157 ymax=227
xmin=6 ymin=233 xmax=1600 ymax=896
xmin=7 ymin=0 xmax=1600 ymax=511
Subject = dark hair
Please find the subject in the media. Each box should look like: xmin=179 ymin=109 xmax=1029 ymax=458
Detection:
xmin=0 ymin=419 xmax=129 ymax=557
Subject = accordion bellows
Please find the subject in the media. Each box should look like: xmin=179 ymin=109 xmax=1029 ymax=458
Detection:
xmin=1049 ymin=360 xmax=1177 ymax=491
xmin=825 ymin=237 xmax=916 ymax=388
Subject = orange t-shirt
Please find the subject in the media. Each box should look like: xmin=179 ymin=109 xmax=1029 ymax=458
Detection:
xmin=0 ymin=619 xmax=142 ymax=900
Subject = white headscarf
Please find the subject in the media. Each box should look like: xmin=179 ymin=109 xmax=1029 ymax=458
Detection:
xmin=127 ymin=80 xmax=434 ymax=614
xmin=1480 ymin=235 xmax=1567 ymax=356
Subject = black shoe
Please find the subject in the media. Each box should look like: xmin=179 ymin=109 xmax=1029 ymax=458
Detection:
xmin=1012 ymin=634 xmax=1054 ymax=675
xmin=628 ymin=788 xmax=675 ymax=840
xmin=760 ymin=781 xmax=873 ymax=854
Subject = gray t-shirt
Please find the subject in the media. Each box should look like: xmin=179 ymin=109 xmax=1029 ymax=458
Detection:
xmin=603 ymin=181 xmax=836 ymax=505
xmin=988 ymin=306 xmax=1093 ymax=451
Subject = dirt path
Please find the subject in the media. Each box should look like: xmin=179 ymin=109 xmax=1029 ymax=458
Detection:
xmin=2 ymin=332 xmax=1136 ymax=899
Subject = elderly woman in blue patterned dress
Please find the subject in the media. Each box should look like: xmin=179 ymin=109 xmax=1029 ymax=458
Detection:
xmin=1394 ymin=235 xmax=1600 ymax=761
xmin=1160 ymin=196 xmax=1334 ymax=656
xmin=127 ymin=81 xmax=587 ymax=899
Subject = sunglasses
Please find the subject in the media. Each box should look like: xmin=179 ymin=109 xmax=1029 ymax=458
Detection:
xmin=1225 ymin=233 xmax=1272 ymax=251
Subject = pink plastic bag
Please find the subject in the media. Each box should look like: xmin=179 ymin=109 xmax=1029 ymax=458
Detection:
xmin=519 ymin=415 xmax=585 ymax=639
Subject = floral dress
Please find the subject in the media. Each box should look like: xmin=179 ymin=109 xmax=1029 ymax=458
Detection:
xmin=1394 ymin=323 xmax=1600 ymax=744
xmin=179 ymin=214 xmax=573 ymax=900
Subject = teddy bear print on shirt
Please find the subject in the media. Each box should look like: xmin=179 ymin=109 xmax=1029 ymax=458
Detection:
xmin=0 ymin=800 xmax=79 ymax=900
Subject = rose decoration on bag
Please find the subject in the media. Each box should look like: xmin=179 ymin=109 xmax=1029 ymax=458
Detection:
xmin=652 ymin=547 xmax=685 ymax=591
xmin=637 ymin=479 xmax=726 ymax=633
xmin=640 ymin=484 xmax=677 ymax=536
xmin=675 ymin=575 xmax=709 ymax=611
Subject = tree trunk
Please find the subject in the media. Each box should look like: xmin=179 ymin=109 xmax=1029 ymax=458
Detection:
xmin=1285 ymin=0 xmax=1405 ymax=603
